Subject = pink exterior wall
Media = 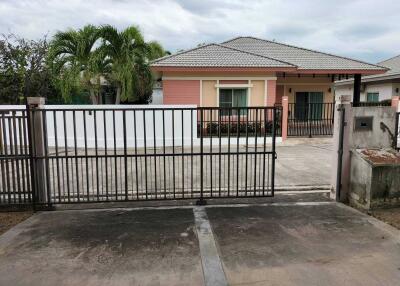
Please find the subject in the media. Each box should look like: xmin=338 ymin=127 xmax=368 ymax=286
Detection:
xmin=266 ymin=80 xmax=277 ymax=106
xmin=276 ymin=85 xmax=284 ymax=105
xmin=163 ymin=80 xmax=200 ymax=105
xmin=219 ymin=80 xmax=248 ymax=84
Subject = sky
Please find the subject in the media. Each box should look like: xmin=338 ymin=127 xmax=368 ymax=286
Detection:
xmin=0 ymin=0 xmax=398 ymax=63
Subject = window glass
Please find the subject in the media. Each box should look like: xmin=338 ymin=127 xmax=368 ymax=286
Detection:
xmin=219 ymin=89 xmax=232 ymax=108
xmin=366 ymin=92 xmax=379 ymax=102
xmin=219 ymin=88 xmax=247 ymax=115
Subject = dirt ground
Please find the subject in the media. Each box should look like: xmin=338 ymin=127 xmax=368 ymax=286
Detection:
xmin=371 ymin=208 xmax=400 ymax=230
xmin=0 ymin=212 xmax=33 ymax=235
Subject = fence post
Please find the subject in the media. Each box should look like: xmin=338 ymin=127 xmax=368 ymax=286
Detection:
xmin=281 ymin=96 xmax=289 ymax=141
xmin=27 ymin=97 xmax=48 ymax=206
xmin=330 ymin=95 xmax=352 ymax=202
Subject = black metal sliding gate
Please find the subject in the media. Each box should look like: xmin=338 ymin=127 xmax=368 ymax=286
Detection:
xmin=0 ymin=106 xmax=278 ymax=207
xmin=288 ymin=103 xmax=334 ymax=137
xmin=0 ymin=109 xmax=32 ymax=206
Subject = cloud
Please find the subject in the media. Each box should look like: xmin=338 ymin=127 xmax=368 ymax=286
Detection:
xmin=0 ymin=0 xmax=399 ymax=63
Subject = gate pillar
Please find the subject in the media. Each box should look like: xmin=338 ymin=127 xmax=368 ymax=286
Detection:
xmin=27 ymin=97 xmax=48 ymax=205
xmin=331 ymin=95 xmax=352 ymax=202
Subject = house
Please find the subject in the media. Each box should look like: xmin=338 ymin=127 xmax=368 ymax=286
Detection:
xmin=150 ymin=37 xmax=386 ymax=110
xmin=335 ymin=55 xmax=400 ymax=103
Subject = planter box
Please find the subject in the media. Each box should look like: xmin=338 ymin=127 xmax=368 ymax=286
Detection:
xmin=350 ymin=148 xmax=400 ymax=210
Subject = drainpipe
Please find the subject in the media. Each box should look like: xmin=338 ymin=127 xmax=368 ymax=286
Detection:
xmin=335 ymin=105 xmax=346 ymax=201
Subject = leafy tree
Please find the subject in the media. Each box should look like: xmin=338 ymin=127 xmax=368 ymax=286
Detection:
xmin=99 ymin=25 xmax=147 ymax=104
xmin=47 ymin=25 xmax=106 ymax=104
xmin=0 ymin=34 xmax=62 ymax=104
xmin=147 ymin=41 xmax=170 ymax=61
xmin=99 ymin=25 xmax=169 ymax=104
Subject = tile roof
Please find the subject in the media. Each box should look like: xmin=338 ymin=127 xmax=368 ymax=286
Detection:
xmin=222 ymin=37 xmax=385 ymax=71
xmin=151 ymin=36 xmax=386 ymax=72
xmin=379 ymin=55 xmax=400 ymax=72
xmin=335 ymin=54 xmax=400 ymax=85
xmin=151 ymin=43 xmax=295 ymax=68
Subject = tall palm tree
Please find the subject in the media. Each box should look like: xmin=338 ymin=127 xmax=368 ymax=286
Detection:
xmin=147 ymin=40 xmax=170 ymax=61
xmin=48 ymin=25 xmax=104 ymax=104
xmin=99 ymin=25 xmax=151 ymax=104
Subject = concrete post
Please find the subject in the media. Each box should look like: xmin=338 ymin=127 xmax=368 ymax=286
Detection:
xmin=27 ymin=97 xmax=48 ymax=204
xmin=392 ymin=96 xmax=399 ymax=111
xmin=281 ymin=96 xmax=289 ymax=141
xmin=331 ymin=95 xmax=352 ymax=202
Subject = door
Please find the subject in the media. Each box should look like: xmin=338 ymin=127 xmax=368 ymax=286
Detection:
xmin=309 ymin=92 xmax=324 ymax=120
xmin=295 ymin=92 xmax=308 ymax=120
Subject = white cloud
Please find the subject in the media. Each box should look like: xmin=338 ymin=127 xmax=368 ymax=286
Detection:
xmin=0 ymin=0 xmax=398 ymax=62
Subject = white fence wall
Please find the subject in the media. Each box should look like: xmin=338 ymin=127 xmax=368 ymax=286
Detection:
xmin=0 ymin=105 xmax=280 ymax=149
xmin=44 ymin=105 xmax=197 ymax=148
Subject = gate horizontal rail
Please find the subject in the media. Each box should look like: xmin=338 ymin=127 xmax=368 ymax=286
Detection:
xmin=0 ymin=106 xmax=278 ymax=207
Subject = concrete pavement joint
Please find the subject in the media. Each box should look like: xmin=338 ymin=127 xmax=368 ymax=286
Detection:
xmin=50 ymin=200 xmax=335 ymax=213
xmin=193 ymin=206 xmax=228 ymax=286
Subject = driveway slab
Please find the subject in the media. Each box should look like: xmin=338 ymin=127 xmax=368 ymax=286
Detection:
xmin=0 ymin=208 xmax=203 ymax=286
xmin=207 ymin=204 xmax=400 ymax=286
xmin=2 ymin=200 xmax=399 ymax=286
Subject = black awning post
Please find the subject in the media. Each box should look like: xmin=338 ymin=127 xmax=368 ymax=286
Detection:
xmin=353 ymin=74 xmax=361 ymax=104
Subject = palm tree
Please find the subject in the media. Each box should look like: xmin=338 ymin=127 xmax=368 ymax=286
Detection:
xmin=147 ymin=41 xmax=170 ymax=61
xmin=48 ymin=25 xmax=104 ymax=104
xmin=99 ymin=25 xmax=150 ymax=104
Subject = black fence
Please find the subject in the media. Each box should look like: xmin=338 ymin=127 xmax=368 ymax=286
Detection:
xmin=352 ymin=101 xmax=392 ymax=107
xmin=0 ymin=106 xmax=278 ymax=208
xmin=396 ymin=112 xmax=400 ymax=151
xmin=288 ymin=103 xmax=335 ymax=137
xmin=0 ymin=110 xmax=32 ymax=206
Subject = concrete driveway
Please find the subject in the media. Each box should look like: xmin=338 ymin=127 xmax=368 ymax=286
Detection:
xmin=2 ymin=199 xmax=398 ymax=285
xmin=275 ymin=139 xmax=332 ymax=187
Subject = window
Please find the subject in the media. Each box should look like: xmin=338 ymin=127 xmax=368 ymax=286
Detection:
xmin=219 ymin=88 xmax=247 ymax=115
xmin=366 ymin=92 xmax=379 ymax=102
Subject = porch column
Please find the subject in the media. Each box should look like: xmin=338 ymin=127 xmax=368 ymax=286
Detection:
xmin=353 ymin=74 xmax=361 ymax=104
xmin=281 ymin=96 xmax=289 ymax=141
xmin=266 ymin=80 xmax=277 ymax=107
xmin=391 ymin=95 xmax=399 ymax=111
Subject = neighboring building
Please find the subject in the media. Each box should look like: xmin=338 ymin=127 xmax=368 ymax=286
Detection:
xmin=335 ymin=55 xmax=400 ymax=103
xmin=150 ymin=36 xmax=386 ymax=109
xmin=150 ymin=80 xmax=163 ymax=105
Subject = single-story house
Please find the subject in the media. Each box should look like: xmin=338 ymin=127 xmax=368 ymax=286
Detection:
xmin=335 ymin=55 xmax=400 ymax=103
xmin=150 ymin=37 xmax=386 ymax=109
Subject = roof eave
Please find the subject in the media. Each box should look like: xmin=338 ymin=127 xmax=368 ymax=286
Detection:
xmin=335 ymin=72 xmax=400 ymax=86
xmin=150 ymin=66 xmax=298 ymax=73
xmin=295 ymin=68 xmax=388 ymax=75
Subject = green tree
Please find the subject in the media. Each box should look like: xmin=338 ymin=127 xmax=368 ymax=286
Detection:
xmin=47 ymin=25 xmax=105 ymax=104
xmin=0 ymin=34 xmax=62 ymax=104
xmin=147 ymin=41 xmax=170 ymax=61
xmin=99 ymin=25 xmax=148 ymax=104
xmin=99 ymin=25 xmax=169 ymax=104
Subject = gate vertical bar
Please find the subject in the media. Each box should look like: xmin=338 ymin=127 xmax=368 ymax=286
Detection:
xmin=197 ymin=108 xmax=205 ymax=205
xmin=271 ymin=107 xmax=276 ymax=196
